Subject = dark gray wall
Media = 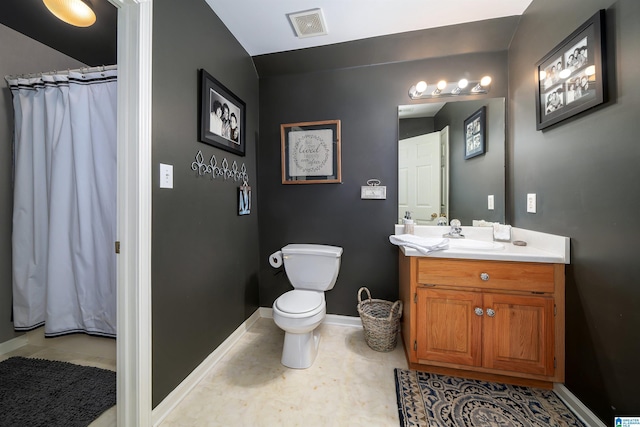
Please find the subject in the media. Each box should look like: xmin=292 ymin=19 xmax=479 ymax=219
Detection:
xmin=151 ymin=0 xmax=260 ymax=406
xmin=0 ymin=23 xmax=85 ymax=345
xmin=508 ymin=0 xmax=639 ymax=422
xmin=398 ymin=117 xmax=435 ymax=140
xmin=257 ymin=51 xmax=508 ymax=315
xmin=434 ymin=98 xmax=506 ymax=224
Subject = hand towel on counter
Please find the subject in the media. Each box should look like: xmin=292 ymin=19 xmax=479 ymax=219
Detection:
xmin=389 ymin=234 xmax=449 ymax=255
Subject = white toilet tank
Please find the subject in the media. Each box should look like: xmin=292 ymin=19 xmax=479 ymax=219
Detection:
xmin=281 ymin=244 xmax=343 ymax=291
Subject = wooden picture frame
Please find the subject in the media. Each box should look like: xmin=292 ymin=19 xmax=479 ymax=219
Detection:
xmin=198 ymin=69 xmax=246 ymax=156
xmin=280 ymin=120 xmax=342 ymax=184
xmin=535 ymin=10 xmax=606 ymax=131
xmin=464 ymin=107 xmax=486 ymax=160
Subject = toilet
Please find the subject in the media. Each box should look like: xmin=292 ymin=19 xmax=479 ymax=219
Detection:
xmin=270 ymin=244 xmax=343 ymax=369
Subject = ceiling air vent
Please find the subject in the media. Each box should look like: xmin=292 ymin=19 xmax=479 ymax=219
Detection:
xmin=287 ymin=8 xmax=328 ymax=38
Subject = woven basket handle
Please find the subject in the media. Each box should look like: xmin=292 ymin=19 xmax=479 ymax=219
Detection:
xmin=357 ymin=287 xmax=372 ymax=304
xmin=389 ymin=300 xmax=403 ymax=321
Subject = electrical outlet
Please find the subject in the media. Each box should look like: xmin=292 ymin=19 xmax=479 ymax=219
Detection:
xmin=488 ymin=195 xmax=495 ymax=210
xmin=527 ymin=193 xmax=536 ymax=213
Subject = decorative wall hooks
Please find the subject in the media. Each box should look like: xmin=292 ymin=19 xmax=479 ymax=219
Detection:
xmin=191 ymin=150 xmax=249 ymax=183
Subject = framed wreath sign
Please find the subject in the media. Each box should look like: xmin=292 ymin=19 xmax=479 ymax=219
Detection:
xmin=280 ymin=120 xmax=342 ymax=184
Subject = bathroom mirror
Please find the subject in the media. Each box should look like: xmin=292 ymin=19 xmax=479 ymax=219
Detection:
xmin=398 ymin=97 xmax=506 ymax=226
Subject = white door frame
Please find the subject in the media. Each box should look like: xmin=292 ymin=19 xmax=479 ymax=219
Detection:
xmin=109 ymin=0 xmax=153 ymax=425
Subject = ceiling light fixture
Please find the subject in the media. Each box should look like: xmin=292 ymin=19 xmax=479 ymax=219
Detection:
xmin=43 ymin=0 xmax=96 ymax=28
xmin=408 ymin=75 xmax=493 ymax=100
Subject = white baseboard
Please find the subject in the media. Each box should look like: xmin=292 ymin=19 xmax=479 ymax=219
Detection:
xmin=554 ymin=383 xmax=606 ymax=427
xmin=0 ymin=334 xmax=28 ymax=356
xmin=151 ymin=309 xmax=262 ymax=426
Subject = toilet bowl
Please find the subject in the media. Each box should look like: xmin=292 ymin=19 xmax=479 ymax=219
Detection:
xmin=269 ymin=244 xmax=342 ymax=369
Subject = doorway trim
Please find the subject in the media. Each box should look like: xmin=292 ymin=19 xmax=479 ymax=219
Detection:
xmin=109 ymin=0 xmax=153 ymax=425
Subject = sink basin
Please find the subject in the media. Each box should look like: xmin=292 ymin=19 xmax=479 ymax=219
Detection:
xmin=446 ymin=239 xmax=504 ymax=250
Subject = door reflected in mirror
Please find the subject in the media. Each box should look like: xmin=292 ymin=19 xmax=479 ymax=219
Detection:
xmin=398 ymin=98 xmax=505 ymax=226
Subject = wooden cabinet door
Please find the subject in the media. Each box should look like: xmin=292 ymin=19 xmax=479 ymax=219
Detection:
xmin=416 ymin=288 xmax=482 ymax=366
xmin=482 ymin=293 xmax=555 ymax=376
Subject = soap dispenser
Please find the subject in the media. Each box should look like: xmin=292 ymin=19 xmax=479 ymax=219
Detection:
xmin=403 ymin=211 xmax=415 ymax=234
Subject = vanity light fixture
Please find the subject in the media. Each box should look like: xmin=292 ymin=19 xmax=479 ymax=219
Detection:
xmin=451 ymin=78 xmax=469 ymax=95
xmin=408 ymin=80 xmax=428 ymax=98
xmin=558 ymin=69 xmax=572 ymax=79
xmin=471 ymin=76 xmax=492 ymax=93
xmin=43 ymin=0 xmax=96 ymax=27
xmin=408 ymin=75 xmax=493 ymax=100
xmin=585 ymin=65 xmax=596 ymax=76
xmin=432 ymin=80 xmax=447 ymax=95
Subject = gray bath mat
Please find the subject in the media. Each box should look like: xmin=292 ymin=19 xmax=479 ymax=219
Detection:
xmin=0 ymin=356 xmax=116 ymax=427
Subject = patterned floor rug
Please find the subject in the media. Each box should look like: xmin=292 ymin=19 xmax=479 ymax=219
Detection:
xmin=394 ymin=369 xmax=586 ymax=427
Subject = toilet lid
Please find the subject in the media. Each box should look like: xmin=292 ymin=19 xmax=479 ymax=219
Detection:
xmin=276 ymin=290 xmax=323 ymax=314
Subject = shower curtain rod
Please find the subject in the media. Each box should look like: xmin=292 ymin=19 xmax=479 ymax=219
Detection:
xmin=5 ymin=64 xmax=117 ymax=80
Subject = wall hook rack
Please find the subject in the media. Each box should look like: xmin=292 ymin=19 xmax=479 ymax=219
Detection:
xmin=191 ymin=150 xmax=249 ymax=183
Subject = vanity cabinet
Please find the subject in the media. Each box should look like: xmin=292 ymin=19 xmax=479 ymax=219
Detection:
xmin=399 ymin=254 xmax=565 ymax=387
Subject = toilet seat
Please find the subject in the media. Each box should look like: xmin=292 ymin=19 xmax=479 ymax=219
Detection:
xmin=275 ymin=290 xmax=324 ymax=317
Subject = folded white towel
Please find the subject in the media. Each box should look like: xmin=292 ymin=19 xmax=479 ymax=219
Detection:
xmin=389 ymin=234 xmax=449 ymax=255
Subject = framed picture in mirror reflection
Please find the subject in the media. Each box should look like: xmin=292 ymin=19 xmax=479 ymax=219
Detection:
xmin=464 ymin=106 xmax=486 ymax=160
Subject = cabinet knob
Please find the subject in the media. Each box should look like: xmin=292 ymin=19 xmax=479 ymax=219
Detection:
xmin=474 ymin=307 xmax=484 ymax=316
xmin=486 ymin=308 xmax=496 ymax=317
xmin=480 ymin=272 xmax=490 ymax=281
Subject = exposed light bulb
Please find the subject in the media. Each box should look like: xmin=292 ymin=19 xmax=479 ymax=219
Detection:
xmin=458 ymin=79 xmax=469 ymax=89
xmin=437 ymin=80 xmax=447 ymax=90
xmin=43 ymin=0 xmax=96 ymax=27
xmin=416 ymin=81 xmax=427 ymax=93
xmin=480 ymin=76 xmax=492 ymax=87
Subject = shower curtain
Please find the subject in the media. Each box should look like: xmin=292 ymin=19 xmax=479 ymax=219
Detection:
xmin=6 ymin=69 xmax=117 ymax=337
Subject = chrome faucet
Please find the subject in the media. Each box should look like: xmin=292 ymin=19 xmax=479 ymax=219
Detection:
xmin=443 ymin=219 xmax=465 ymax=238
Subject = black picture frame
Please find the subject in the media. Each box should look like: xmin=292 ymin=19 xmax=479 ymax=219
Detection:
xmin=280 ymin=120 xmax=342 ymax=184
xmin=535 ymin=10 xmax=606 ymax=131
xmin=464 ymin=107 xmax=486 ymax=160
xmin=198 ymin=69 xmax=246 ymax=156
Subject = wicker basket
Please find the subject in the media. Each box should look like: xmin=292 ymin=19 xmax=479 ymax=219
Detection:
xmin=357 ymin=287 xmax=403 ymax=352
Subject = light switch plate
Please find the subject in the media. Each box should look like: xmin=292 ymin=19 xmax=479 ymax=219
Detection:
xmin=488 ymin=195 xmax=495 ymax=210
xmin=527 ymin=193 xmax=536 ymax=213
xmin=160 ymin=163 xmax=173 ymax=189
xmin=361 ymin=186 xmax=386 ymax=199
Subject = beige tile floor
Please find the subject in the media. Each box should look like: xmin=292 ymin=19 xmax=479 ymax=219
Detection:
xmin=0 ymin=329 xmax=117 ymax=427
xmin=159 ymin=317 xmax=408 ymax=427
xmin=1 ymin=317 xmax=408 ymax=427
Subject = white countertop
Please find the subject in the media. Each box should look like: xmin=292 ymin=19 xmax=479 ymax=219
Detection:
xmin=393 ymin=225 xmax=570 ymax=264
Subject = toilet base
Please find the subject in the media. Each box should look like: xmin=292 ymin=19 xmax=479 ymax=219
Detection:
xmin=281 ymin=328 xmax=321 ymax=369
